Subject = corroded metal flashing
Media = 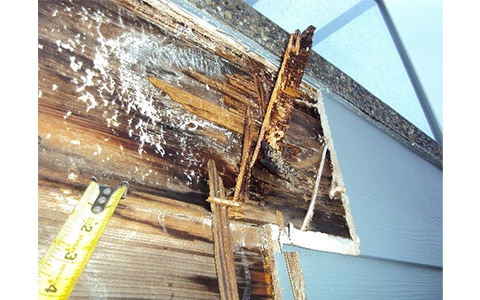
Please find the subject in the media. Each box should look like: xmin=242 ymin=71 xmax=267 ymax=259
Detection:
xmin=181 ymin=0 xmax=443 ymax=169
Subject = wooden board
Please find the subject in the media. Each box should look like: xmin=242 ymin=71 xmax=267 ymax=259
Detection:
xmin=38 ymin=0 xmax=358 ymax=298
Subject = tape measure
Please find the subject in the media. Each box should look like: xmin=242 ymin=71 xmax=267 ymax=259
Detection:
xmin=38 ymin=177 xmax=128 ymax=300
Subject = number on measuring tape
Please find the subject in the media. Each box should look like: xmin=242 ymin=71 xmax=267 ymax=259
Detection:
xmin=38 ymin=177 xmax=128 ymax=300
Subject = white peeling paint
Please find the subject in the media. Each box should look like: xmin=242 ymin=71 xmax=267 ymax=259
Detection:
xmin=78 ymin=7 xmax=90 ymax=23
xmin=76 ymin=69 xmax=96 ymax=93
xmin=106 ymin=110 xmax=120 ymax=128
xmin=49 ymin=192 xmax=78 ymax=213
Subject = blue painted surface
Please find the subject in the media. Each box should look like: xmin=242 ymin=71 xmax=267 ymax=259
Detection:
xmin=322 ymin=90 xmax=442 ymax=267
xmin=242 ymin=2 xmax=443 ymax=296
xmin=274 ymin=90 xmax=443 ymax=299
xmin=277 ymin=245 xmax=442 ymax=300
xmin=248 ymin=0 xmax=442 ymax=144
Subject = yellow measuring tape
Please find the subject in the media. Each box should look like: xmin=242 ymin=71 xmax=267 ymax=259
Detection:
xmin=38 ymin=177 xmax=128 ymax=300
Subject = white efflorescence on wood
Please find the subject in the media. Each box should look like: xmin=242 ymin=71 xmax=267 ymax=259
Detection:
xmin=44 ymin=2 xmax=248 ymax=187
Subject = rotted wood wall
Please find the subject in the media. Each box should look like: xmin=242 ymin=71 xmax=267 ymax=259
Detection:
xmin=38 ymin=0 xmax=355 ymax=298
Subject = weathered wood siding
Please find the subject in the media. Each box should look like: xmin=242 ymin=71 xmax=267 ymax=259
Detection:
xmin=38 ymin=0 xmax=442 ymax=298
xmin=38 ymin=0 xmax=360 ymax=298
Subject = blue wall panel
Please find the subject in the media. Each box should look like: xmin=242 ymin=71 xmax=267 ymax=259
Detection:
xmin=277 ymin=245 xmax=442 ymax=300
xmin=321 ymin=91 xmax=442 ymax=268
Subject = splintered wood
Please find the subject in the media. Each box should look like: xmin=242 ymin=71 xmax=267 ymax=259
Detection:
xmin=232 ymin=106 xmax=256 ymax=204
xmin=39 ymin=0 xmax=357 ymax=296
xmin=284 ymin=252 xmax=307 ymax=300
xmin=147 ymin=25 xmax=354 ymax=238
xmin=148 ymin=77 xmax=245 ymax=134
xmin=207 ymin=159 xmax=239 ymax=300
xmin=250 ymin=25 xmax=316 ymax=176
xmin=203 ymin=28 xmax=316 ymax=299
xmin=150 ymin=25 xmax=316 ymax=209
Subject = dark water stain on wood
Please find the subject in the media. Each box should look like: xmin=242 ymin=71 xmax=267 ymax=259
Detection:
xmin=38 ymin=0 xmax=356 ymax=298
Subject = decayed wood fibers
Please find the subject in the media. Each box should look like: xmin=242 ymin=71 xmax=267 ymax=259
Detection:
xmin=39 ymin=0 xmax=353 ymax=298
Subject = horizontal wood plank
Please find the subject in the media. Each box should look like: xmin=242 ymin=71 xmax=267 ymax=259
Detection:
xmin=38 ymin=0 xmax=361 ymax=298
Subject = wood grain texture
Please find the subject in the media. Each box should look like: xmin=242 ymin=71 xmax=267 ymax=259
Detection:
xmin=38 ymin=0 xmax=358 ymax=298
xmin=283 ymin=252 xmax=306 ymax=300
xmin=207 ymin=159 xmax=240 ymax=300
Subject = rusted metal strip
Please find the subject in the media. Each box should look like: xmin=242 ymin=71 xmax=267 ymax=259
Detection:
xmin=284 ymin=251 xmax=307 ymax=300
xmin=207 ymin=159 xmax=239 ymax=300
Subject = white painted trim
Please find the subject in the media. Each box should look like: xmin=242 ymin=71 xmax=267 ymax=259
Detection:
xmin=280 ymin=223 xmax=359 ymax=256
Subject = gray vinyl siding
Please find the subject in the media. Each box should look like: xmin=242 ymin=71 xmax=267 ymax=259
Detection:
xmin=276 ymin=245 xmax=442 ymax=300
xmin=322 ymin=90 xmax=442 ymax=268
xmin=276 ymin=88 xmax=442 ymax=299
